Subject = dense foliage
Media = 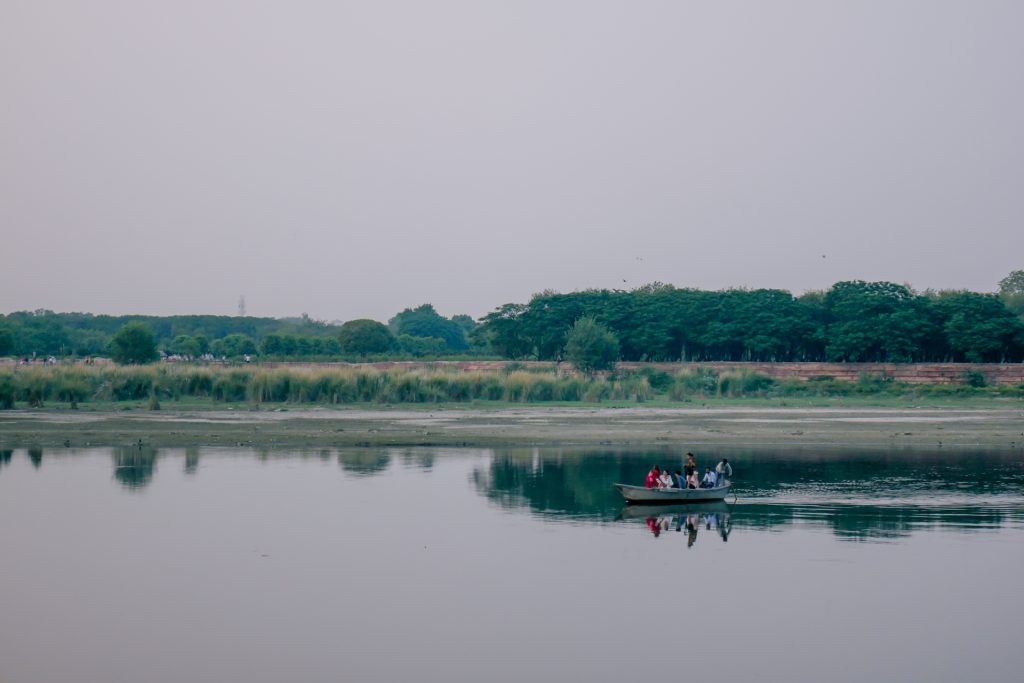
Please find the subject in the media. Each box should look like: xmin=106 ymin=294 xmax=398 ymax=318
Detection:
xmin=477 ymin=281 xmax=1024 ymax=363
xmin=388 ymin=304 xmax=469 ymax=351
xmin=0 ymin=308 xmax=480 ymax=361
xmin=110 ymin=323 xmax=159 ymax=364
xmin=564 ymin=317 xmax=620 ymax=373
xmin=337 ymin=319 xmax=395 ymax=355
xmin=1 ymin=276 xmax=1022 ymax=364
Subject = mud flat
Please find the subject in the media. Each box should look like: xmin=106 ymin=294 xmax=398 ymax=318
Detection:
xmin=2 ymin=405 xmax=1023 ymax=449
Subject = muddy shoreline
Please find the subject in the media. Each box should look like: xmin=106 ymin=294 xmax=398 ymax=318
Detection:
xmin=2 ymin=406 xmax=1023 ymax=449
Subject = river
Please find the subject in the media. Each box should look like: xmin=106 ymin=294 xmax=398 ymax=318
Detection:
xmin=1 ymin=445 xmax=1022 ymax=682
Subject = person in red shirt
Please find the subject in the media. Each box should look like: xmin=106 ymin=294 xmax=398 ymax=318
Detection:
xmin=645 ymin=465 xmax=661 ymax=488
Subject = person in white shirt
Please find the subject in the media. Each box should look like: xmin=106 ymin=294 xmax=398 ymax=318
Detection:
xmin=701 ymin=467 xmax=718 ymax=488
xmin=715 ymin=459 xmax=732 ymax=485
xmin=658 ymin=471 xmax=674 ymax=489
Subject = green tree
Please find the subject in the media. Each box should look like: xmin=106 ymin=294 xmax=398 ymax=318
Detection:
xmin=564 ymin=317 xmax=619 ymax=374
xmin=262 ymin=334 xmax=285 ymax=356
xmin=219 ymin=334 xmax=258 ymax=357
xmin=997 ymin=270 xmax=1024 ymax=295
xmin=168 ymin=335 xmax=201 ymax=357
xmin=389 ymin=304 xmax=468 ymax=351
xmin=823 ymin=281 xmax=933 ymax=361
xmin=338 ymin=319 xmax=394 ymax=354
xmin=110 ymin=322 xmax=159 ymax=364
xmin=0 ymin=325 xmax=14 ymax=356
xmin=394 ymin=334 xmax=447 ymax=357
xmin=931 ymin=291 xmax=1023 ymax=362
xmin=451 ymin=314 xmax=477 ymax=334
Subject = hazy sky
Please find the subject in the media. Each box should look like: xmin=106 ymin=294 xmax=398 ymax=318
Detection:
xmin=2 ymin=1 xmax=1022 ymax=322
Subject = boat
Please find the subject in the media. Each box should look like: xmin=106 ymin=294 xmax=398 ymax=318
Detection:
xmin=613 ymin=482 xmax=732 ymax=503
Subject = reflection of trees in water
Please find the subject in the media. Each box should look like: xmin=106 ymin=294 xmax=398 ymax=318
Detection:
xmin=28 ymin=448 xmax=43 ymax=469
xmin=737 ymin=502 xmax=1013 ymax=540
xmin=184 ymin=447 xmax=200 ymax=475
xmin=473 ymin=448 xmax=637 ymax=521
xmin=337 ymin=449 xmax=391 ymax=477
xmin=473 ymin=447 xmax=1024 ymax=537
xmin=0 ymin=449 xmax=13 ymax=471
xmin=399 ymin=449 xmax=434 ymax=471
xmin=113 ymin=447 xmax=158 ymax=490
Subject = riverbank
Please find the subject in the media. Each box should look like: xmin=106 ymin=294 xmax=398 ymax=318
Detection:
xmin=2 ymin=402 xmax=1022 ymax=448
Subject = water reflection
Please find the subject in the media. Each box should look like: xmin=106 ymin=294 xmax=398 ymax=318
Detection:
xmin=6 ymin=444 xmax=1021 ymax=542
xmin=112 ymin=447 xmax=158 ymax=490
xmin=184 ymin=447 xmax=200 ymax=475
xmin=473 ymin=447 xmax=1024 ymax=541
xmin=619 ymin=503 xmax=734 ymax=545
xmin=337 ymin=450 xmax=391 ymax=476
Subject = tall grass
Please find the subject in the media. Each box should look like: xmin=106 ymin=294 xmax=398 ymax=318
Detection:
xmin=0 ymin=364 xmax=1020 ymax=409
xmin=0 ymin=364 xmax=657 ymax=407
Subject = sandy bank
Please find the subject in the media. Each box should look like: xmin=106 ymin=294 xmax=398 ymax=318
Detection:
xmin=2 ymin=406 xmax=1023 ymax=449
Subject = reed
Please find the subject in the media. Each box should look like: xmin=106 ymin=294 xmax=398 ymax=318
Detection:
xmin=0 ymin=363 xmax=1017 ymax=409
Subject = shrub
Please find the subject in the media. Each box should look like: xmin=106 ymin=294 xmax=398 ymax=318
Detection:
xmin=718 ymin=370 xmax=774 ymax=397
xmin=110 ymin=323 xmax=159 ymax=364
xmin=0 ymin=372 xmax=15 ymax=409
xmin=564 ymin=317 xmax=619 ymax=374
xmin=964 ymin=370 xmax=987 ymax=388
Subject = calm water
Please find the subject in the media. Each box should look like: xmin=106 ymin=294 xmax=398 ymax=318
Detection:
xmin=1 ymin=445 xmax=1023 ymax=683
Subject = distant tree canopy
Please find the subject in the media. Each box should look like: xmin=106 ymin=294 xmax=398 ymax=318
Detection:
xmin=0 ymin=325 xmax=14 ymax=356
xmin=388 ymin=304 xmax=469 ymax=351
xmin=338 ymin=319 xmax=394 ymax=355
xmin=476 ymin=279 xmax=1024 ymax=363
xmin=3 ymin=274 xmax=1022 ymax=363
xmin=998 ymin=270 xmax=1024 ymax=296
xmin=110 ymin=323 xmax=159 ymax=364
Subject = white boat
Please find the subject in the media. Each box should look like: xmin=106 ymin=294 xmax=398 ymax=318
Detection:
xmin=613 ymin=481 xmax=731 ymax=503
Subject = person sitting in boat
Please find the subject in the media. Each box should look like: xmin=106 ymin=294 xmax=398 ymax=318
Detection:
xmin=658 ymin=469 xmax=674 ymax=489
xmin=673 ymin=469 xmax=685 ymax=488
xmin=701 ymin=467 xmax=718 ymax=488
xmin=645 ymin=465 xmax=661 ymax=489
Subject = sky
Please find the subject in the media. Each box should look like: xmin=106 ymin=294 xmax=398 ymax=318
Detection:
xmin=2 ymin=0 xmax=1022 ymax=322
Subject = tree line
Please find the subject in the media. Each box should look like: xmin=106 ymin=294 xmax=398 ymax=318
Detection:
xmin=477 ymin=277 xmax=1024 ymax=364
xmin=2 ymin=274 xmax=1023 ymax=364
xmin=0 ymin=304 xmax=482 ymax=362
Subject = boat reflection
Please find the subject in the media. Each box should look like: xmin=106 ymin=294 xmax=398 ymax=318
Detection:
xmin=619 ymin=502 xmax=734 ymax=545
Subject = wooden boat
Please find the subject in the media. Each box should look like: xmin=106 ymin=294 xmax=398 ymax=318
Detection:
xmin=613 ymin=481 xmax=731 ymax=503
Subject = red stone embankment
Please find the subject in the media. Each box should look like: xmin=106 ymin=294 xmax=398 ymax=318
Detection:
xmin=257 ymin=361 xmax=1024 ymax=386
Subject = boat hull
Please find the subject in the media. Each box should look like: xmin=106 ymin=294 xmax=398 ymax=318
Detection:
xmin=614 ymin=482 xmax=731 ymax=503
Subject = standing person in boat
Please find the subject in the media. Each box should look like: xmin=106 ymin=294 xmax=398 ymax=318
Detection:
xmin=683 ymin=452 xmax=697 ymax=486
xmin=645 ymin=465 xmax=661 ymax=489
xmin=715 ymin=458 xmax=732 ymax=485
